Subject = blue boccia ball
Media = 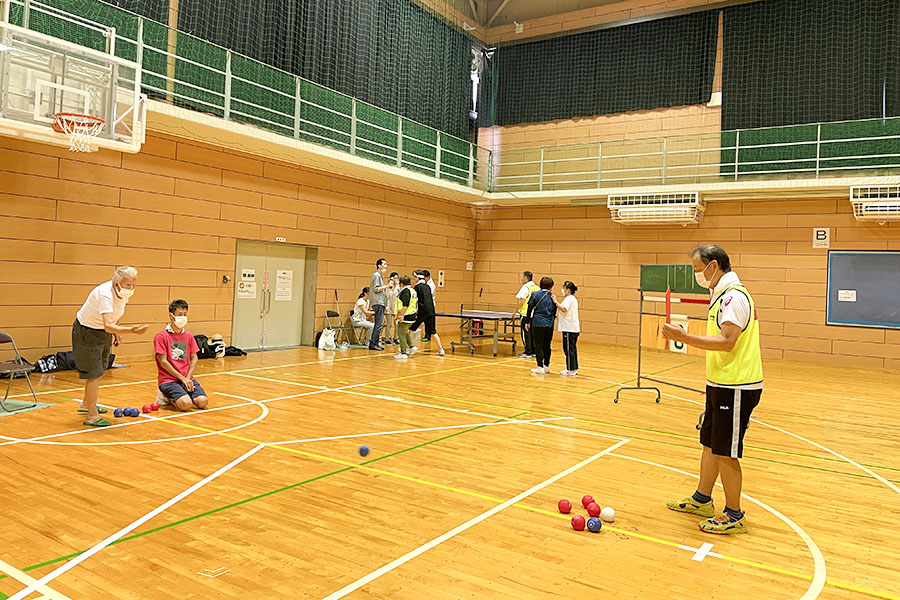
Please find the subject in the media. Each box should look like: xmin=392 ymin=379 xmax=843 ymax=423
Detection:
xmin=113 ymin=408 xmax=124 ymax=418
xmin=359 ymin=445 xmax=370 ymax=457
xmin=587 ymin=517 xmax=603 ymax=533
xmin=128 ymin=408 xmax=139 ymax=417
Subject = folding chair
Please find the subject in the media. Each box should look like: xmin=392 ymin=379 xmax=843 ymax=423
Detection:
xmin=0 ymin=331 xmax=39 ymax=412
xmin=325 ymin=310 xmax=356 ymax=345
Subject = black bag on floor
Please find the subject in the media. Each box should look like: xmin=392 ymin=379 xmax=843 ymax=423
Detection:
xmin=194 ymin=334 xmax=215 ymax=359
xmin=224 ymin=345 xmax=247 ymax=357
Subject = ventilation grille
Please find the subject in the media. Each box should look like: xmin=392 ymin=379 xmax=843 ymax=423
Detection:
xmin=607 ymin=192 xmax=704 ymax=225
xmin=850 ymin=186 xmax=900 ymax=221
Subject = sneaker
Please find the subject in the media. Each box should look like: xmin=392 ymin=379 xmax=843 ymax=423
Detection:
xmin=569 ymin=370 xmax=577 ymax=377
xmin=559 ymin=370 xmax=571 ymax=376
xmin=422 ymin=336 xmax=431 ymax=342
xmin=437 ymin=349 xmax=445 ymax=356
xmin=666 ymin=496 xmax=715 ymax=518
xmin=699 ymin=512 xmax=748 ymax=535
xmin=530 ymin=367 xmax=545 ymax=375
xmin=369 ymin=346 xmax=384 ymax=351
xmin=393 ymin=338 xmax=400 ymax=344
xmin=409 ymin=346 xmax=418 ymax=353
xmin=394 ymin=353 xmax=408 ymax=360
xmin=517 ymin=353 xmax=530 ymax=358
xmin=543 ymin=366 xmax=550 ymax=374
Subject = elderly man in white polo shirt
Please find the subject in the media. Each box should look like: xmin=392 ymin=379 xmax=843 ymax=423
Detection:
xmin=72 ymin=266 xmax=147 ymax=427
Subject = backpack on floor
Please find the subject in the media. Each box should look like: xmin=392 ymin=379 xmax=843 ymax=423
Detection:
xmin=317 ymin=328 xmax=336 ymax=351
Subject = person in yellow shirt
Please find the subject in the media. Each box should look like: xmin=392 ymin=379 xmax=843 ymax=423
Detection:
xmin=515 ymin=271 xmax=541 ymax=358
xmin=662 ymin=245 xmax=762 ymax=535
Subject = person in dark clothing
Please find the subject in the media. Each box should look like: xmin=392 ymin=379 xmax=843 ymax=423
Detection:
xmin=525 ymin=276 xmax=557 ymax=375
xmin=411 ymin=273 xmax=445 ymax=356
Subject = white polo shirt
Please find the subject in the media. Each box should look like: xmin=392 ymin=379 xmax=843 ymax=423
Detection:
xmin=557 ymin=295 xmax=580 ymax=333
xmin=712 ymin=272 xmax=751 ymax=330
xmin=76 ymin=281 xmax=128 ymax=330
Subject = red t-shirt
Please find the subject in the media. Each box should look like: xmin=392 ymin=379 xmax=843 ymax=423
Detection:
xmin=154 ymin=328 xmax=199 ymax=385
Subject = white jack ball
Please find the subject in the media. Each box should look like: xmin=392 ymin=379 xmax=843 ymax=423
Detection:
xmin=600 ymin=507 xmax=615 ymax=522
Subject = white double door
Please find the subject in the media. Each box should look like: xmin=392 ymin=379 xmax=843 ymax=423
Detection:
xmin=232 ymin=240 xmax=307 ymax=351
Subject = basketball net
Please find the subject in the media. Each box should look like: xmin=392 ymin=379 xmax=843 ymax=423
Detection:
xmin=53 ymin=113 xmax=105 ymax=153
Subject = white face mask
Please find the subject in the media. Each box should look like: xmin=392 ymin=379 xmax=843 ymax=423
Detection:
xmin=560 ymin=288 xmax=566 ymax=296
xmin=694 ymin=263 xmax=714 ymax=289
xmin=173 ymin=315 xmax=188 ymax=329
xmin=116 ymin=285 xmax=134 ymax=299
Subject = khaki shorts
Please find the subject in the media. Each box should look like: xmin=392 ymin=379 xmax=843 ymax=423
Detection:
xmin=72 ymin=319 xmax=112 ymax=380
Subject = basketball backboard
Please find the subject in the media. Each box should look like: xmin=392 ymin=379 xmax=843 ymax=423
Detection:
xmin=0 ymin=20 xmax=145 ymax=152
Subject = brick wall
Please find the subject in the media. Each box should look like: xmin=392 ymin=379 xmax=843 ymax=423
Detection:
xmin=474 ymin=199 xmax=900 ymax=370
xmin=0 ymin=133 xmax=476 ymax=359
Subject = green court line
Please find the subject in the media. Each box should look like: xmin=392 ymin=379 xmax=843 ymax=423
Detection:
xmin=381 ymin=385 xmax=900 ymax=476
xmin=0 ymin=411 xmax=527 ymax=580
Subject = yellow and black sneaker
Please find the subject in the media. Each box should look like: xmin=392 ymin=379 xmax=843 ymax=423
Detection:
xmin=699 ymin=511 xmax=748 ymax=535
xmin=666 ymin=496 xmax=715 ymax=518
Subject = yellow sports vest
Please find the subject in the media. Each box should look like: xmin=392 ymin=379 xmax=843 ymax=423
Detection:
xmin=518 ymin=282 xmax=540 ymax=316
xmin=706 ymin=284 xmax=763 ymax=387
xmin=396 ymin=286 xmax=417 ymax=316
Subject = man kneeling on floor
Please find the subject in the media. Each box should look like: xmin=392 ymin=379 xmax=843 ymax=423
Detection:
xmin=154 ymin=299 xmax=209 ymax=411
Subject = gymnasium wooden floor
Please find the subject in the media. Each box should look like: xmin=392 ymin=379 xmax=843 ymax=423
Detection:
xmin=0 ymin=342 xmax=898 ymax=600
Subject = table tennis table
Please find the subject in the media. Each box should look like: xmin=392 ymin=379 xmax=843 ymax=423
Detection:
xmin=436 ymin=307 xmax=519 ymax=357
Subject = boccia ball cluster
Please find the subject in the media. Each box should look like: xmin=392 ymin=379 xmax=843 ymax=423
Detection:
xmin=559 ymin=493 xmax=615 ymax=533
xmin=113 ymin=403 xmax=160 ymax=418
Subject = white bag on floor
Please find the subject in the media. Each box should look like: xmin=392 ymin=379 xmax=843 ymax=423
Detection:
xmin=318 ymin=328 xmax=336 ymax=351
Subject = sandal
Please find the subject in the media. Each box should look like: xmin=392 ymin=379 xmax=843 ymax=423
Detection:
xmin=83 ymin=418 xmax=111 ymax=427
xmin=77 ymin=407 xmax=108 ymax=414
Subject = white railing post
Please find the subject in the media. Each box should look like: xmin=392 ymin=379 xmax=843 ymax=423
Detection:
xmin=350 ymin=98 xmax=357 ymax=154
xmin=538 ymin=146 xmax=545 ymax=191
xmin=662 ymin=136 xmax=668 ymax=184
xmin=136 ymin=18 xmax=144 ymax=68
xmin=223 ymin=49 xmax=232 ymax=119
xmin=105 ymin=26 xmax=116 ymax=56
xmin=1 ymin=0 xmax=10 ymax=24
xmin=815 ymin=122 xmax=821 ymax=178
xmin=435 ymin=131 xmax=441 ymax=178
xmin=22 ymin=0 xmax=30 ymax=28
xmin=293 ymin=76 xmax=302 ymax=139
xmin=396 ymin=116 xmax=402 ymax=166
xmin=734 ymin=129 xmax=741 ymax=182
xmin=467 ymin=142 xmax=474 ymax=187
xmin=597 ymin=142 xmax=602 ymax=187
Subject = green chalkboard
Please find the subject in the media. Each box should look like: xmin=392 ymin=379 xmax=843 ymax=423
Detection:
xmin=640 ymin=264 xmax=708 ymax=294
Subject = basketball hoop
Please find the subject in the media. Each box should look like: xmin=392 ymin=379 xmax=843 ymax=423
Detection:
xmin=53 ymin=113 xmax=105 ymax=153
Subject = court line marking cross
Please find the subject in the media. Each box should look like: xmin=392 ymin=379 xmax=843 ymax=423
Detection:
xmin=678 ymin=542 xmax=721 ymax=562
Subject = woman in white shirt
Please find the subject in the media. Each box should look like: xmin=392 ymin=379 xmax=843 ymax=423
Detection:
xmin=73 ymin=266 xmax=147 ymax=426
xmin=553 ymin=281 xmax=580 ymax=376
xmin=352 ymin=287 xmax=376 ymax=344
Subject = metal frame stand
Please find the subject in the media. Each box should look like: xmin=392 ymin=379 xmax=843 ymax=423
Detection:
xmin=614 ymin=290 xmax=706 ymax=403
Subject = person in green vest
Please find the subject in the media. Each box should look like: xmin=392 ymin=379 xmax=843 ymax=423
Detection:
xmin=515 ymin=271 xmax=541 ymax=358
xmin=662 ymin=245 xmax=763 ymax=535
xmin=394 ymin=274 xmax=418 ymax=360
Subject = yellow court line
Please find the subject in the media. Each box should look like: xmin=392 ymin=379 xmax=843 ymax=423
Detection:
xmin=145 ymin=415 xmax=899 ymax=600
xmin=0 ymin=559 xmax=72 ymax=600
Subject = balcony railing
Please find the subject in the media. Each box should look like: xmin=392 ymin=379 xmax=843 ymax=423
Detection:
xmin=492 ymin=117 xmax=900 ymax=192
xmin=4 ymin=0 xmax=493 ymax=190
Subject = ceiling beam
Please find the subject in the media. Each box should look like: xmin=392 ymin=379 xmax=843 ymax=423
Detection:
xmin=467 ymin=0 xmax=478 ymax=24
xmin=487 ymin=0 xmax=513 ymax=27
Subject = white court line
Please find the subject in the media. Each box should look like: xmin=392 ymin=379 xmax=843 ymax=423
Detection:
xmin=6 ymin=352 xmax=389 ymax=400
xmin=267 ymin=417 xmax=572 ymax=446
xmin=321 ymin=439 xmax=630 ymax=600
xmin=0 ymin=394 xmax=270 ymax=447
xmin=7 ymin=444 xmax=267 ymax=600
xmin=663 ymin=390 xmax=900 ymax=497
xmin=610 ymin=452 xmax=826 ymax=600
xmin=0 ymin=558 xmax=71 ymax=600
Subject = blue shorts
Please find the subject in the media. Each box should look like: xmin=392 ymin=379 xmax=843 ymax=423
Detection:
xmin=159 ymin=380 xmax=207 ymax=403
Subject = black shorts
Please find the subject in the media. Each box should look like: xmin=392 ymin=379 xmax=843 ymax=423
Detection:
xmin=700 ymin=385 xmax=761 ymax=458
xmin=71 ymin=319 xmax=112 ymax=380
xmin=411 ymin=314 xmax=437 ymax=336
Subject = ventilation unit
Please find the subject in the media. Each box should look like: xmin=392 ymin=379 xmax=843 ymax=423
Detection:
xmin=607 ymin=192 xmax=705 ymax=225
xmin=850 ymin=186 xmax=900 ymax=222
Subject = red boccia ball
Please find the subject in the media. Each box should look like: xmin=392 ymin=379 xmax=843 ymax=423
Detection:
xmin=558 ymin=499 xmax=572 ymax=514
xmin=150 ymin=402 xmax=160 ymax=411
xmin=571 ymin=515 xmax=586 ymax=531
xmin=581 ymin=495 xmax=594 ymax=508
xmin=586 ymin=502 xmax=601 ymax=518
xmin=141 ymin=405 xmax=151 ymax=414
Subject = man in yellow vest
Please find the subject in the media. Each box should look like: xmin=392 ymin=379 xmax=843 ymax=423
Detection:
xmin=662 ymin=245 xmax=763 ymax=535
xmin=515 ymin=271 xmax=541 ymax=358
